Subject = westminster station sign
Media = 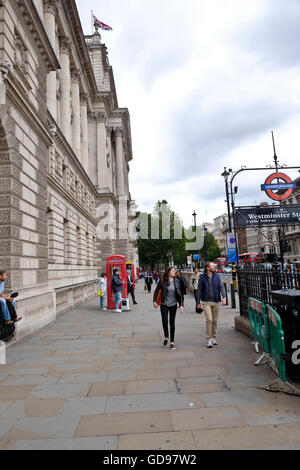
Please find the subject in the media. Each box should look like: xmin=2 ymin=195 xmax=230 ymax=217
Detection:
xmin=235 ymin=205 xmax=300 ymax=227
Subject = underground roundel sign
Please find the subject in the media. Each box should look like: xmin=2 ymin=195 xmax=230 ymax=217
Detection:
xmin=261 ymin=172 xmax=295 ymax=201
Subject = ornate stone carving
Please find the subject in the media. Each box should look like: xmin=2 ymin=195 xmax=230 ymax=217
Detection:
xmin=71 ymin=68 xmax=81 ymax=84
xmin=87 ymin=112 xmax=96 ymax=123
xmin=114 ymin=127 xmax=123 ymax=138
xmin=43 ymin=0 xmax=57 ymax=15
xmin=96 ymin=112 xmax=106 ymax=123
xmin=80 ymin=92 xmax=88 ymax=105
xmin=14 ymin=31 xmax=27 ymax=75
xmin=59 ymin=36 xmax=72 ymax=55
xmin=0 ymin=61 xmax=10 ymax=105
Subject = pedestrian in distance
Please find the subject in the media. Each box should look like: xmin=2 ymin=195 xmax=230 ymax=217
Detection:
xmin=153 ymin=271 xmax=159 ymax=285
xmin=98 ymin=273 xmax=107 ymax=310
xmin=0 ymin=270 xmax=22 ymax=325
xmin=196 ymin=261 xmax=227 ymax=348
xmin=145 ymin=272 xmax=153 ymax=293
xmin=189 ymin=267 xmax=200 ymax=311
xmin=127 ymin=269 xmax=138 ymax=305
xmin=153 ymin=266 xmax=183 ymax=350
xmin=111 ymin=268 xmax=123 ymax=313
xmin=176 ymin=270 xmax=188 ymax=306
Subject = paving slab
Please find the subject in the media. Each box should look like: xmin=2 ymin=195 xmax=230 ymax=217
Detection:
xmin=88 ymin=382 xmax=126 ymax=397
xmin=199 ymin=388 xmax=268 ymax=407
xmin=192 ymin=423 xmax=300 ymax=450
xmin=105 ymin=392 xmax=205 ymax=414
xmin=118 ymin=431 xmax=197 ymax=450
xmin=171 ymin=406 xmax=247 ymax=431
xmin=1 ymin=398 xmax=65 ymax=418
xmin=2 ymin=415 xmax=81 ymax=440
xmin=124 ymin=379 xmax=177 ymax=395
xmin=58 ymin=397 xmax=107 ymax=416
xmin=57 ymin=372 xmax=108 ymax=384
xmin=75 ymin=410 xmax=173 ymax=437
xmin=2 ymin=436 xmax=118 ymax=450
xmin=30 ymin=384 xmax=90 ymax=399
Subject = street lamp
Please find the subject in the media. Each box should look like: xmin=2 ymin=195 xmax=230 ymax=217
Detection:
xmin=192 ymin=210 xmax=197 ymax=230
xmin=221 ymin=167 xmax=232 ymax=233
xmin=203 ymin=223 xmax=208 ymax=264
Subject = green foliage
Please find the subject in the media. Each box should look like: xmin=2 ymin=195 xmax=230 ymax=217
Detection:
xmin=201 ymin=231 xmax=221 ymax=261
xmin=136 ymin=201 xmax=221 ymax=269
xmin=136 ymin=201 xmax=187 ymax=269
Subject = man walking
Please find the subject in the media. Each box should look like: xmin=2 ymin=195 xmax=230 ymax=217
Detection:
xmin=196 ymin=262 xmax=227 ymax=348
xmin=111 ymin=268 xmax=123 ymax=313
xmin=127 ymin=269 xmax=138 ymax=305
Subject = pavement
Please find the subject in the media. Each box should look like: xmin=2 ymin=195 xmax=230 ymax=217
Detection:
xmin=0 ymin=282 xmax=299 ymax=450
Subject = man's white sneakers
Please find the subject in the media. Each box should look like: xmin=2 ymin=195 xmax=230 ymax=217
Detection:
xmin=207 ymin=338 xmax=218 ymax=348
xmin=114 ymin=309 xmax=122 ymax=313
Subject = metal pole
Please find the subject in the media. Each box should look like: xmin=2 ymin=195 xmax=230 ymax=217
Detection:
xmin=225 ymin=178 xmax=232 ymax=233
xmin=230 ymin=282 xmax=236 ymax=309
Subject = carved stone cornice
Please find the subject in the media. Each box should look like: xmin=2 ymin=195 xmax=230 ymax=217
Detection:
xmin=16 ymin=0 xmax=60 ymax=72
xmin=71 ymin=68 xmax=81 ymax=84
xmin=95 ymin=112 xmax=106 ymax=123
xmin=87 ymin=112 xmax=96 ymax=123
xmin=114 ymin=127 xmax=123 ymax=138
xmin=43 ymin=0 xmax=57 ymax=15
xmin=0 ymin=61 xmax=10 ymax=81
xmin=80 ymin=92 xmax=88 ymax=105
xmin=59 ymin=36 xmax=72 ymax=55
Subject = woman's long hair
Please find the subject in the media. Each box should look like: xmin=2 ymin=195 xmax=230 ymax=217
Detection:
xmin=162 ymin=266 xmax=174 ymax=286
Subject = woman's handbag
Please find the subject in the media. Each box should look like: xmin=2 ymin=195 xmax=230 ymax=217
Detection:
xmin=144 ymin=284 xmax=147 ymax=292
xmin=196 ymin=306 xmax=203 ymax=314
xmin=97 ymin=288 xmax=104 ymax=297
xmin=155 ymin=287 xmax=162 ymax=306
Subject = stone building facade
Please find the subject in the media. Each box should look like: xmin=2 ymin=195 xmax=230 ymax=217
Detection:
xmin=0 ymin=0 xmax=138 ymax=340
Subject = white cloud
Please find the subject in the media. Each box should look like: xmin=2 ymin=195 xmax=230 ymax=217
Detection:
xmin=76 ymin=0 xmax=300 ymax=227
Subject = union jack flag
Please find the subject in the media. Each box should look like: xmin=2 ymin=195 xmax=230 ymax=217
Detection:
xmin=93 ymin=14 xmax=113 ymax=31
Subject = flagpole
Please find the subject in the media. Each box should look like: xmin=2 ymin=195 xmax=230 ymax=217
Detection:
xmin=91 ymin=10 xmax=93 ymax=34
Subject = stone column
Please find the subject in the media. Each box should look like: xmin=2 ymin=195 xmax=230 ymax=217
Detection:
xmin=115 ymin=128 xmax=125 ymax=196
xmin=96 ymin=113 xmax=108 ymax=189
xmin=43 ymin=0 xmax=57 ymax=119
xmin=80 ymin=93 xmax=89 ymax=174
xmin=71 ymin=69 xmax=81 ymax=161
xmin=59 ymin=37 xmax=71 ymax=144
xmin=34 ymin=0 xmax=44 ymax=20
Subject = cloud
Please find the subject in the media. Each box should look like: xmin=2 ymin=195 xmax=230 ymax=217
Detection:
xmin=232 ymin=0 xmax=300 ymax=69
xmin=76 ymin=0 xmax=300 ymax=226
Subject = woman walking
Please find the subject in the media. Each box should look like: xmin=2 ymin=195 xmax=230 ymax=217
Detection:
xmin=153 ymin=267 xmax=183 ymax=350
xmin=145 ymin=272 xmax=153 ymax=293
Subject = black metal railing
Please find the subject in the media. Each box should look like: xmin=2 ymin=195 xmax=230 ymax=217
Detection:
xmin=238 ymin=266 xmax=300 ymax=318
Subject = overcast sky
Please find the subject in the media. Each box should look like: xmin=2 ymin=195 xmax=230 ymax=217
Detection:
xmin=76 ymin=0 xmax=300 ymax=227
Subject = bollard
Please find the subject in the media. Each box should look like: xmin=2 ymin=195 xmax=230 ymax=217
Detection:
xmin=223 ymin=280 xmax=228 ymax=305
xmin=230 ymin=282 xmax=236 ymax=309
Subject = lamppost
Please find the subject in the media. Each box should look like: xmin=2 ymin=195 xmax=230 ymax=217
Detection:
xmin=192 ymin=210 xmax=197 ymax=230
xmin=221 ymin=167 xmax=232 ymax=233
xmin=203 ymin=223 xmax=208 ymax=264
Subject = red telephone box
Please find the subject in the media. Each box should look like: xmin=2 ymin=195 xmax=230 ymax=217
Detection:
xmin=136 ymin=267 xmax=140 ymax=280
xmin=106 ymin=255 xmax=128 ymax=309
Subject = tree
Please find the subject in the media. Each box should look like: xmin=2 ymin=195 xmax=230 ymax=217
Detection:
xmin=136 ymin=200 xmax=187 ymax=269
xmin=201 ymin=232 xmax=221 ymax=262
